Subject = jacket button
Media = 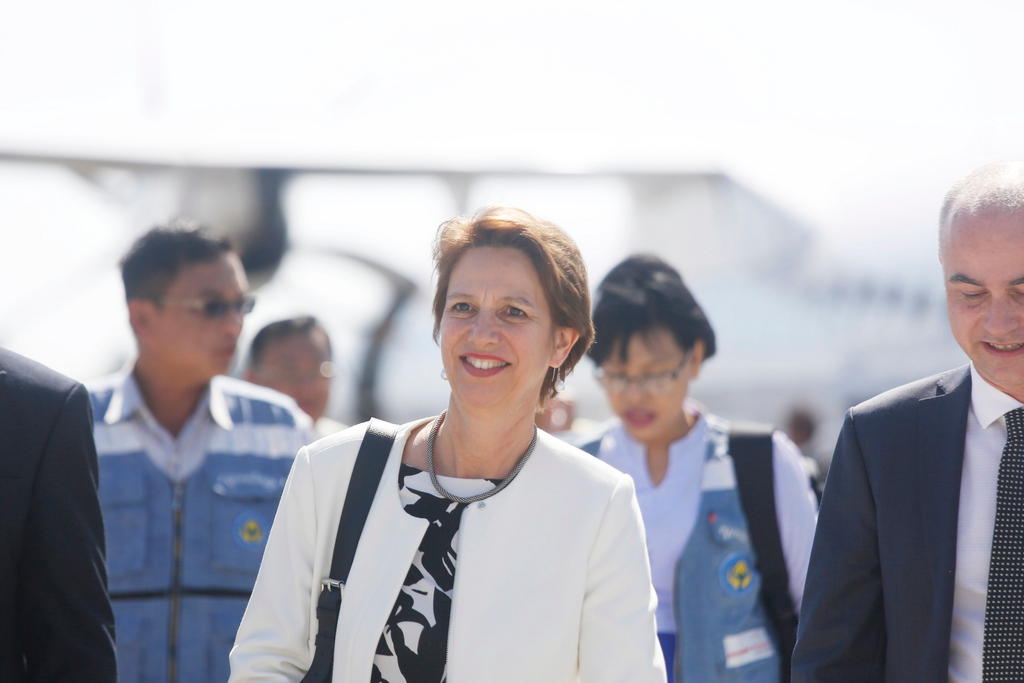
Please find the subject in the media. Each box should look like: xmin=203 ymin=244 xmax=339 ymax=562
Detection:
xmin=478 ymin=502 xmax=486 ymax=509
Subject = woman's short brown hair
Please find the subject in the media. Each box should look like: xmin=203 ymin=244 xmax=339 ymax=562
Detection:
xmin=432 ymin=206 xmax=595 ymax=402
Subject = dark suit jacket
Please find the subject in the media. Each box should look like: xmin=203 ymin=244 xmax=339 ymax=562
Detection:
xmin=792 ymin=365 xmax=972 ymax=682
xmin=0 ymin=348 xmax=116 ymax=682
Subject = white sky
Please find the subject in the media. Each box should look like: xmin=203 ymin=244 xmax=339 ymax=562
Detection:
xmin=2 ymin=0 xmax=1022 ymax=239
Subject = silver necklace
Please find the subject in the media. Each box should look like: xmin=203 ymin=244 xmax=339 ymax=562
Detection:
xmin=425 ymin=410 xmax=537 ymax=504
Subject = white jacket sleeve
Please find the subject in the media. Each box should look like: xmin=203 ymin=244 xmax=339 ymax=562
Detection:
xmin=230 ymin=445 xmax=319 ymax=681
xmin=579 ymin=474 xmax=667 ymax=683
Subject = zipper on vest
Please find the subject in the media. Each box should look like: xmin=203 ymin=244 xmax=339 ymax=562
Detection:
xmin=168 ymin=480 xmax=185 ymax=683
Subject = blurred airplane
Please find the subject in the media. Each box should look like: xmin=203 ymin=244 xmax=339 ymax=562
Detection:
xmin=0 ymin=141 xmax=964 ymax=464
xmin=5 ymin=0 xmax=1018 ymax=466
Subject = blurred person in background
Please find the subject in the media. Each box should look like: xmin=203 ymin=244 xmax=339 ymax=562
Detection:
xmin=88 ymin=223 xmax=313 ymax=683
xmin=534 ymin=389 xmax=599 ymax=439
xmin=245 ymin=315 xmax=346 ymax=437
xmin=793 ymin=163 xmax=1024 ymax=681
xmin=0 ymin=348 xmax=116 ymax=682
xmin=783 ymin=407 xmax=816 ymax=450
xmin=782 ymin=407 xmax=824 ymax=495
xmin=535 ymin=393 xmax=576 ymax=434
xmin=231 ymin=207 xmax=665 ymax=682
xmin=578 ymin=254 xmax=818 ymax=683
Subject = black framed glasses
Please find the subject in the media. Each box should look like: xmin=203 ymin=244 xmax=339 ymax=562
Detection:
xmin=594 ymin=352 xmax=691 ymax=395
xmin=159 ymin=295 xmax=256 ymax=319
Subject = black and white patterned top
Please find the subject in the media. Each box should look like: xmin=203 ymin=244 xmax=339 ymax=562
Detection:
xmin=371 ymin=465 xmax=499 ymax=683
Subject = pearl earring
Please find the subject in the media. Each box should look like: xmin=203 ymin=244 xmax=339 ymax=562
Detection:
xmin=440 ymin=368 xmax=448 ymax=381
xmin=556 ymin=378 xmax=566 ymax=392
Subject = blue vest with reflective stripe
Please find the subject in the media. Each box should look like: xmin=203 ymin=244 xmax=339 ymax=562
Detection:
xmin=580 ymin=420 xmax=780 ymax=682
xmin=673 ymin=419 xmax=779 ymax=682
xmin=90 ymin=385 xmax=298 ymax=683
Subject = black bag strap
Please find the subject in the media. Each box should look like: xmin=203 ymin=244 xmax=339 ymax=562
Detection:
xmin=300 ymin=418 xmax=398 ymax=683
xmin=728 ymin=424 xmax=797 ymax=682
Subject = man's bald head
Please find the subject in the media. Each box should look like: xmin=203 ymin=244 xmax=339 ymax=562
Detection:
xmin=940 ymin=162 xmax=1024 ymax=256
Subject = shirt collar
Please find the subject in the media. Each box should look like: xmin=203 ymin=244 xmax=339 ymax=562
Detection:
xmin=103 ymin=367 xmax=234 ymax=431
xmin=969 ymin=363 xmax=1024 ymax=429
xmin=102 ymin=368 xmax=142 ymax=425
xmin=207 ymin=376 xmax=235 ymax=430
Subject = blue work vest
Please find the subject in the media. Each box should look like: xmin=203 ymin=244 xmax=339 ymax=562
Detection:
xmin=89 ymin=376 xmax=306 ymax=683
xmin=100 ymin=451 xmax=290 ymax=682
xmin=673 ymin=419 xmax=779 ymax=681
xmin=581 ymin=419 xmax=780 ymax=682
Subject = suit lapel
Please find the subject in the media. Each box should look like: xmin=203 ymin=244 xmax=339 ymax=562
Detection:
xmin=916 ymin=366 xmax=971 ymax=664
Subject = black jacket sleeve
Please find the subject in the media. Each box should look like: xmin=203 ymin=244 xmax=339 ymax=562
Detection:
xmin=18 ymin=382 xmax=116 ymax=682
xmin=791 ymin=409 xmax=886 ymax=682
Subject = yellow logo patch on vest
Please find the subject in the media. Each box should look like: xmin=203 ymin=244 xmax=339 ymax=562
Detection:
xmin=719 ymin=553 xmax=756 ymax=595
xmin=726 ymin=559 xmax=752 ymax=590
xmin=232 ymin=512 xmax=268 ymax=549
xmin=240 ymin=519 xmax=264 ymax=544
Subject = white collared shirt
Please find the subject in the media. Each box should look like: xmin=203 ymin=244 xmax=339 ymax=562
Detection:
xmin=89 ymin=369 xmax=315 ymax=482
xmin=949 ymin=365 xmax=1024 ymax=683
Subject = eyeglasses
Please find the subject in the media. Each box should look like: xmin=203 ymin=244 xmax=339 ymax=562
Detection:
xmin=594 ymin=354 xmax=691 ymax=395
xmin=159 ymin=295 xmax=256 ymax=319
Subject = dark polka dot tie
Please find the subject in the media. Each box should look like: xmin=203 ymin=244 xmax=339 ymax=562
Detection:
xmin=983 ymin=407 xmax=1024 ymax=681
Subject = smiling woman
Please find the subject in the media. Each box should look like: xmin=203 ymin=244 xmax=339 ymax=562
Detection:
xmin=437 ymin=246 xmax=572 ymax=428
xmin=431 ymin=206 xmax=594 ymax=403
xmin=230 ymin=207 xmax=667 ymax=683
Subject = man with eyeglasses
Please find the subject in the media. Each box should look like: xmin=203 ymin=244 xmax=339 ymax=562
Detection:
xmin=87 ymin=223 xmax=314 ymax=683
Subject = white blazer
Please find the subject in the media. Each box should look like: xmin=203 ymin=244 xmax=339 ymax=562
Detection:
xmin=229 ymin=418 xmax=666 ymax=683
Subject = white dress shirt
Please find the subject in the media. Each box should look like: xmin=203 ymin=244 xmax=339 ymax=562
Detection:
xmin=949 ymin=365 xmax=1024 ymax=682
xmin=98 ymin=371 xmax=222 ymax=481
xmin=594 ymin=403 xmax=819 ymax=633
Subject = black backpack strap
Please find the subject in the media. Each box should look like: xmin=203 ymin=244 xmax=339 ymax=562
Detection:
xmin=729 ymin=424 xmax=797 ymax=682
xmin=300 ymin=418 xmax=398 ymax=683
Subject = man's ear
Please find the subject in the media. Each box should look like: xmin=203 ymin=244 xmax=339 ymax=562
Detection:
xmin=127 ymin=298 xmax=156 ymax=342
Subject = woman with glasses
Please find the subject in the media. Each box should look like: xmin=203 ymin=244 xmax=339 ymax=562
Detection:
xmin=230 ymin=209 xmax=666 ymax=682
xmin=578 ymin=255 xmax=818 ymax=683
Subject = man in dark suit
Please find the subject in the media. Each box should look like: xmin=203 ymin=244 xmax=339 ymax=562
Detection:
xmin=793 ymin=161 xmax=1024 ymax=681
xmin=0 ymin=348 xmax=116 ymax=682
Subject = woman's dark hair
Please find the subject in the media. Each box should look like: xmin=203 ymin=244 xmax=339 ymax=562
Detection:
xmin=588 ymin=254 xmax=716 ymax=366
